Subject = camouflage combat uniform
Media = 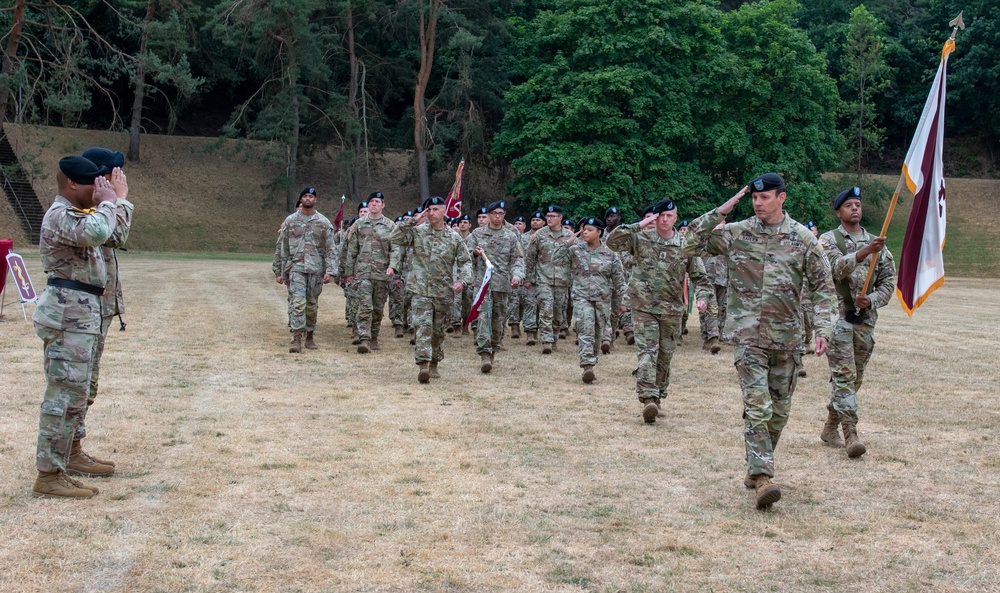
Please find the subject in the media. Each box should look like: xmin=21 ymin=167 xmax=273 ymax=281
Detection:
xmin=699 ymin=254 xmax=727 ymax=342
xmin=337 ymin=227 xmax=359 ymax=330
xmin=524 ymin=226 xmax=575 ymax=345
xmin=569 ymin=241 xmax=627 ymax=368
xmin=390 ymin=220 xmax=472 ymax=364
xmin=507 ymin=230 xmax=533 ymax=332
xmin=273 ymin=210 xmax=337 ymax=333
xmin=820 ymin=225 xmax=895 ymax=423
xmin=33 ymin=196 xmax=118 ymax=472
xmin=344 ymin=214 xmax=396 ymax=342
xmin=683 ymin=208 xmax=834 ymax=480
xmin=608 ymin=223 xmax=711 ymax=401
xmin=514 ymin=230 xmax=541 ymax=334
xmin=450 ymin=232 xmax=474 ymax=329
xmin=83 ymin=196 xmax=134 ymax=441
xmin=607 ymin=243 xmax=634 ymax=342
xmin=467 ymin=224 xmax=524 ymax=356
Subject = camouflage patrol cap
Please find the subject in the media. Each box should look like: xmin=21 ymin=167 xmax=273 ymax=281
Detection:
xmin=833 ymin=186 xmax=862 ymax=210
xmin=367 ymin=191 xmax=385 ymax=202
xmin=358 ymin=201 xmax=369 ymax=212
xmin=750 ymin=172 xmax=785 ymax=193
xmin=81 ymin=147 xmax=125 ymax=170
xmin=486 ymin=200 xmax=507 ymax=213
xmin=59 ymin=156 xmax=107 ymax=185
xmin=651 ymin=199 xmax=676 ymax=214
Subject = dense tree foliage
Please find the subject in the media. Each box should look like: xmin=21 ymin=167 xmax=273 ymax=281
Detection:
xmin=0 ymin=0 xmax=993 ymax=214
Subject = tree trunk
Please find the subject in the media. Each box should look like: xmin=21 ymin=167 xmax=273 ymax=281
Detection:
xmin=413 ymin=0 xmax=441 ymax=201
xmin=127 ymin=0 xmax=156 ymax=163
xmin=286 ymin=49 xmax=300 ymax=213
xmin=346 ymin=0 xmax=361 ymax=201
xmin=0 ymin=0 xmax=26 ymax=124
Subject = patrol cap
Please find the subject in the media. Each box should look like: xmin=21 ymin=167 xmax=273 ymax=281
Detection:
xmin=81 ymin=147 xmax=125 ymax=170
xmin=299 ymin=187 xmax=316 ymax=197
xmin=750 ymin=172 xmax=785 ymax=193
xmin=581 ymin=217 xmax=606 ymax=235
xmin=545 ymin=205 xmax=562 ymax=215
xmin=59 ymin=156 xmax=106 ymax=185
xmin=367 ymin=191 xmax=384 ymax=202
xmin=651 ymin=199 xmax=676 ymax=214
xmin=604 ymin=206 xmax=620 ymax=219
xmin=833 ymin=186 xmax=862 ymax=210
xmin=357 ymin=201 xmax=369 ymax=212
xmin=530 ymin=211 xmax=544 ymax=221
xmin=486 ymin=200 xmax=507 ymax=213
xmin=422 ymin=196 xmax=447 ymax=209
xmin=477 ymin=207 xmax=488 ymax=215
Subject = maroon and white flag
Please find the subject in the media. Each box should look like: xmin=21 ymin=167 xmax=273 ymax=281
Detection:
xmin=444 ymin=160 xmax=465 ymax=219
xmin=896 ymin=37 xmax=954 ymax=315
xmin=465 ymin=253 xmax=493 ymax=327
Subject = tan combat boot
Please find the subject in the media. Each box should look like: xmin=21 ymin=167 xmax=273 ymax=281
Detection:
xmin=744 ymin=472 xmax=756 ymax=489
xmin=558 ymin=328 xmax=568 ymax=340
xmin=704 ymin=337 xmax=721 ymax=354
xmin=842 ymin=421 xmax=867 ymax=458
xmin=304 ymin=331 xmax=317 ymax=349
xmin=370 ymin=338 xmax=380 ymax=351
xmin=601 ymin=341 xmax=612 ymax=354
xmin=582 ymin=365 xmax=596 ymax=384
xmin=32 ymin=470 xmax=96 ymax=499
xmin=541 ymin=343 xmax=553 ymax=355
xmin=510 ymin=324 xmax=521 ymax=339
xmin=417 ymin=362 xmax=430 ymax=384
xmin=820 ymin=406 xmax=845 ymax=448
xmin=526 ymin=331 xmax=537 ymax=346
xmin=289 ymin=330 xmax=303 ymax=353
xmin=394 ymin=325 xmax=405 ymax=338
xmin=75 ymin=439 xmax=115 ymax=467
xmin=67 ymin=440 xmax=114 ymax=477
xmin=754 ymin=474 xmax=781 ymax=509
xmin=625 ymin=331 xmax=635 ymax=345
xmin=429 ymin=362 xmax=441 ymax=379
xmin=480 ymin=353 xmax=493 ymax=373
xmin=641 ymin=398 xmax=659 ymax=424
xmin=357 ymin=340 xmax=370 ymax=354
xmin=350 ymin=328 xmax=361 ymax=345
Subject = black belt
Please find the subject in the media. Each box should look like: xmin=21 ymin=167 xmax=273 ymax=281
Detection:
xmin=47 ymin=277 xmax=105 ymax=296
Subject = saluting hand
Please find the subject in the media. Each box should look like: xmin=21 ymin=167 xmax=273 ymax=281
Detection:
xmin=110 ymin=167 xmax=129 ymax=200
xmin=93 ymin=176 xmax=117 ymax=204
xmin=638 ymin=212 xmax=658 ymax=229
xmin=718 ymin=185 xmax=748 ymax=215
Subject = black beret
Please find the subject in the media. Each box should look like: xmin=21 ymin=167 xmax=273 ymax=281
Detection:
xmin=651 ymin=199 xmax=676 ymax=214
xmin=562 ymin=218 xmax=574 ymax=227
xmin=299 ymin=187 xmax=316 ymax=197
xmin=395 ymin=216 xmax=404 ymax=223
xmin=477 ymin=207 xmax=488 ymax=215
xmin=422 ymin=196 xmax=447 ymax=209
xmin=530 ymin=211 xmax=544 ymax=220
xmin=59 ymin=156 xmax=106 ymax=185
xmin=833 ymin=186 xmax=862 ymax=210
xmin=581 ymin=217 xmax=606 ymax=235
xmin=641 ymin=205 xmax=655 ymax=218
xmin=414 ymin=206 xmax=425 ymax=214
xmin=357 ymin=201 xmax=369 ymax=212
xmin=295 ymin=196 xmax=303 ymax=208
xmin=545 ymin=205 xmax=562 ymax=214
xmin=805 ymin=220 xmax=816 ymax=229
xmin=459 ymin=214 xmax=470 ymax=222
xmin=346 ymin=217 xmax=357 ymax=226
xmin=81 ymin=147 xmax=125 ymax=170
xmin=514 ymin=215 xmax=526 ymax=223
xmin=486 ymin=200 xmax=507 ymax=213
xmin=679 ymin=219 xmax=689 ymax=227
xmin=404 ymin=210 xmax=414 ymax=217
xmin=367 ymin=191 xmax=384 ymax=201
xmin=750 ymin=172 xmax=786 ymax=193
xmin=604 ymin=206 xmax=620 ymax=219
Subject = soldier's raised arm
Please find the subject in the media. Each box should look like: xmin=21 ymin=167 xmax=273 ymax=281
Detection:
xmin=389 ymin=216 xmax=419 ymax=272
xmin=682 ymin=186 xmax=747 ymax=257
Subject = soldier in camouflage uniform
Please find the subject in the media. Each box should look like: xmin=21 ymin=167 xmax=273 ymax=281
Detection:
xmin=520 ymin=212 xmax=545 ymax=345
xmin=608 ymin=200 xmax=711 ymax=423
xmin=699 ymin=254 xmax=727 ymax=354
xmin=389 ymin=197 xmax=473 ymax=383
xmin=683 ymin=173 xmax=835 ymax=510
xmin=340 ymin=213 xmax=363 ymax=344
xmin=68 ymin=148 xmax=134 ymax=479
xmin=604 ymin=207 xmax=635 ymax=346
xmin=387 ymin=215 xmax=408 ymax=338
xmin=31 ymin=156 xmax=120 ymax=499
xmin=819 ymin=187 xmax=895 ymax=459
xmin=274 ymin=187 xmax=337 ymax=353
xmin=450 ymin=214 xmax=473 ymax=335
xmin=800 ymin=220 xmax=820 ymax=363
xmin=570 ymin=218 xmax=627 ymax=383
xmin=468 ymin=200 xmax=524 ymax=373
xmin=344 ymin=191 xmax=396 ymax=353
xmin=524 ymin=205 xmax=575 ymax=353
xmin=506 ymin=215 xmax=528 ymax=339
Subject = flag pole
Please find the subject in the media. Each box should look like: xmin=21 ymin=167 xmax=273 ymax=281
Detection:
xmin=858 ymin=12 xmax=964 ymax=298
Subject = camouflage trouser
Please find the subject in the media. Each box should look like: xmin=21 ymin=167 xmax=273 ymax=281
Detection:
xmin=507 ymin=286 xmax=526 ymax=326
xmin=344 ymin=280 xmax=358 ymax=328
xmin=632 ymin=310 xmax=681 ymax=401
xmin=698 ymin=285 xmax=725 ymax=341
xmin=827 ymin=318 xmax=876 ymax=423
xmin=563 ymin=299 xmax=572 ymax=332
xmin=801 ymin=297 xmax=815 ymax=345
xmin=388 ymin=279 xmax=406 ymax=327
xmin=451 ymin=283 xmax=474 ymax=327
xmin=476 ymin=289 xmax=510 ymax=355
xmin=520 ymin=284 xmax=540 ymax=332
xmin=78 ymin=315 xmax=115 ymax=441
xmin=35 ymin=325 xmax=99 ymax=472
xmin=609 ymin=308 xmax=633 ymax=341
xmin=537 ymin=284 xmax=569 ymax=344
xmin=574 ymin=298 xmax=609 ymax=367
xmin=288 ymin=271 xmax=324 ymax=331
xmin=356 ymin=279 xmax=388 ymax=340
xmin=735 ymin=345 xmax=801 ymax=479
xmin=411 ymin=295 xmax=451 ymax=363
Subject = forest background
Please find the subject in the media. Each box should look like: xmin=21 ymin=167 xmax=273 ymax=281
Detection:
xmin=1 ymin=0 xmax=997 ymax=227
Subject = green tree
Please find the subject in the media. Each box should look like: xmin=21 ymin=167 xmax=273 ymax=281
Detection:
xmin=840 ymin=5 xmax=891 ymax=181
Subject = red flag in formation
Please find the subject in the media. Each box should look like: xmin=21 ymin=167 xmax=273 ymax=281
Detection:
xmin=896 ymin=37 xmax=954 ymax=315
xmin=465 ymin=254 xmax=493 ymax=327
xmin=445 ymin=160 xmax=465 ymax=219
xmin=334 ymin=196 xmax=346 ymax=231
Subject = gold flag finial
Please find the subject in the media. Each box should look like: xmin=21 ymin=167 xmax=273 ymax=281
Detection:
xmin=949 ymin=12 xmax=965 ymax=38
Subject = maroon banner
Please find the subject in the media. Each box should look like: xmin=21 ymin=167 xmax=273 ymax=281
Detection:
xmin=5 ymin=252 xmax=37 ymax=302
xmin=0 ymin=238 xmax=10 ymax=294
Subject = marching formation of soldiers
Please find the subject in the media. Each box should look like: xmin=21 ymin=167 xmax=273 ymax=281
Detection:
xmin=266 ymin=174 xmax=896 ymax=510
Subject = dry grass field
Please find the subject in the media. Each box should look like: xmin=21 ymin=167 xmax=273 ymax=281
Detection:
xmin=1 ymin=254 xmax=998 ymax=593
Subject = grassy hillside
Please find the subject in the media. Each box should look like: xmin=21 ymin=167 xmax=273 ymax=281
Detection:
xmin=1 ymin=126 xmax=996 ymax=277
